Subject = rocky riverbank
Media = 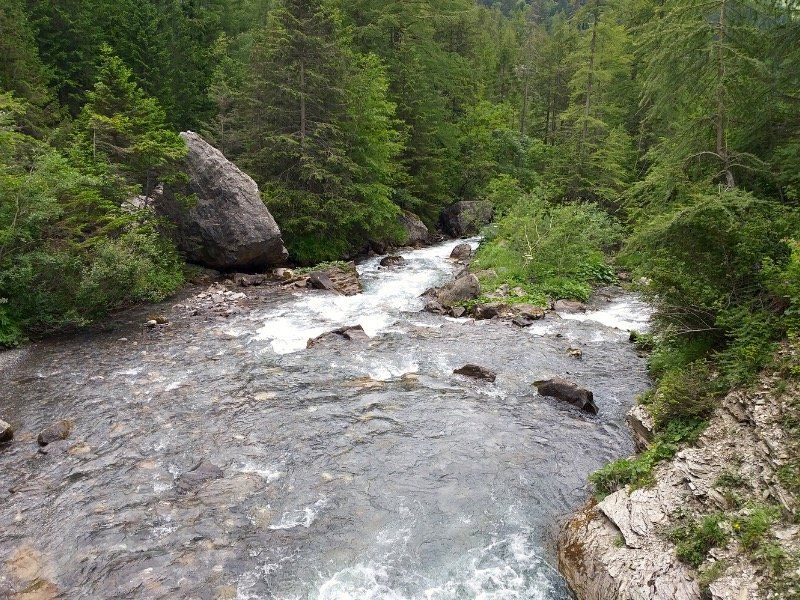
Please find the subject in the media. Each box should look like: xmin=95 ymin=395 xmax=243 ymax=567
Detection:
xmin=558 ymin=351 xmax=800 ymax=599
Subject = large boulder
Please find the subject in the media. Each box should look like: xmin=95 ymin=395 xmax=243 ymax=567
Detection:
xmin=449 ymin=243 xmax=473 ymax=262
xmin=437 ymin=274 xmax=480 ymax=307
xmin=155 ymin=131 xmax=288 ymax=270
xmin=440 ymin=201 xmax=493 ymax=237
xmin=37 ymin=420 xmax=72 ymax=446
xmin=398 ymin=211 xmax=431 ymax=247
xmin=534 ymin=378 xmax=598 ymax=414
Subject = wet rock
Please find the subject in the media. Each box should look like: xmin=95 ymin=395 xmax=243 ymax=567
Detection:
xmin=234 ymin=273 xmax=267 ymax=287
xmin=307 ymin=325 xmax=370 ymax=348
xmin=308 ymin=272 xmax=336 ymax=291
xmin=454 ymin=364 xmax=497 ymax=383
xmin=440 ymin=200 xmax=493 ymax=237
xmin=553 ymin=299 xmax=587 ymax=313
xmin=380 ymin=255 xmax=406 ymax=268
xmin=449 ymin=306 xmax=467 ymax=318
xmin=437 ymin=274 xmax=480 ymax=307
xmin=424 ymin=299 xmax=447 ymax=315
xmin=177 ymin=460 xmax=224 ymax=492
xmin=567 ymin=347 xmax=583 ymax=359
xmin=449 ymin=243 xmax=473 ymax=261
xmin=0 ymin=419 xmax=12 ymax=443
xmin=471 ymin=302 xmax=513 ymax=320
xmin=145 ymin=319 xmax=158 ymax=328
xmin=511 ymin=305 xmax=546 ymax=327
xmin=37 ymin=420 xmax=72 ymax=446
xmin=627 ymin=404 xmax=655 ymax=451
xmin=398 ymin=211 xmax=431 ymax=246
xmin=154 ymin=131 xmax=288 ymax=269
xmin=273 ymin=268 xmax=294 ymax=281
xmin=534 ymin=378 xmax=597 ymax=414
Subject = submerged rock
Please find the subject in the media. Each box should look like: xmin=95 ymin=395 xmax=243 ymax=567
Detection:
xmin=398 ymin=211 xmax=431 ymax=247
xmin=440 ymin=201 xmax=493 ymax=237
xmin=534 ymin=378 xmax=597 ymax=414
xmin=154 ymin=131 xmax=288 ymax=270
xmin=449 ymin=243 xmax=473 ymax=261
xmin=37 ymin=420 xmax=72 ymax=446
xmin=177 ymin=460 xmax=224 ymax=492
xmin=0 ymin=419 xmax=13 ymax=443
xmin=380 ymin=255 xmax=406 ymax=267
xmin=454 ymin=364 xmax=497 ymax=382
xmin=307 ymin=325 xmax=370 ymax=348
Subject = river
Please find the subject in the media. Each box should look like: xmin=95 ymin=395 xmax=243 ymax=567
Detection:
xmin=0 ymin=239 xmax=651 ymax=599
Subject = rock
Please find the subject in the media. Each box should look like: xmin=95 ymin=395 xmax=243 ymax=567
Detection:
xmin=424 ymin=299 xmax=447 ymax=315
xmin=534 ymin=378 xmax=598 ymax=414
xmin=273 ymin=268 xmax=294 ymax=281
xmin=154 ymin=131 xmax=288 ymax=270
xmin=234 ymin=273 xmax=267 ymax=287
xmin=148 ymin=314 xmax=169 ymax=325
xmin=308 ymin=272 xmax=337 ymax=292
xmin=449 ymin=306 xmax=467 ymax=318
xmin=176 ymin=460 xmax=224 ymax=492
xmin=627 ymin=404 xmax=655 ymax=451
xmin=398 ymin=211 xmax=431 ymax=246
xmin=37 ymin=420 xmax=72 ymax=446
xmin=440 ymin=201 xmax=494 ymax=237
xmin=553 ymin=299 xmax=587 ymax=313
xmin=512 ymin=304 xmax=546 ymax=327
xmin=145 ymin=319 xmax=158 ymax=328
xmin=471 ymin=302 xmax=513 ymax=320
xmin=307 ymin=325 xmax=370 ymax=348
xmin=437 ymin=274 xmax=480 ymax=307
xmin=449 ymin=243 xmax=473 ymax=261
xmin=0 ymin=419 xmax=13 ymax=443
xmin=567 ymin=347 xmax=583 ymax=359
xmin=380 ymin=255 xmax=406 ymax=267
xmin=454 ymin=364 xmax=497 ymax=382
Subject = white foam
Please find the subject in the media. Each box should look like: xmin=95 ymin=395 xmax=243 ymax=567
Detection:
xmin=257 ymin=239 xmax=479 ymax=354
xmin=238 ymin=462 xmax=283 ymax=482
xmin=559 ymin=297 xmax=652 ymax=332
xmin=269 ymin=497 xmax=328 ymax=531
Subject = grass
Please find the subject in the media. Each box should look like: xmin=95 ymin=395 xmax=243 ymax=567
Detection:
xmin=294 ymin=260 xmax=351 ymax=275
xmin=668 ymin=513 xmax=728 ymax=568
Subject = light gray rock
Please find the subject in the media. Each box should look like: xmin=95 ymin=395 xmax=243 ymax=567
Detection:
xmin=155 ymin=131 xmax=288 ymax=270
xmin=0 ymin=419 xmax=13 ymax=443
xmin=449 ymin=243 xmax=473 ymax=261
xmin=440 ymin=201 xmax=493 ymax=237
xmin=398 ymin=211 xmax=431 ymax=246
xmin=437 ymin=274 xmax=480 ymax=307
xmin=553 ymin=299 xmax=587 ymax=313
xmin=627 ymin=404 xmax=655 ymax=451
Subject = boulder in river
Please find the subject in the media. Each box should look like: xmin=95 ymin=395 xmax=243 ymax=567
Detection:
xmin=398 ymin=211 xmax=431 ymax=247
xmin=380 ymin=255 xmax=406 ymax=268
xmin=177 ymin=460 xmax=224 ymax=492
xmin=534 ymin=378 xmax=598 ymax=414
xmin=471 ymin=302 xmax=513 ymax=320
xmin=449 ymin=243 xmax=473 ymax=261
xmin=553 ymin=299 xmax=587 ymax=313
xmin=454 ymin=364 xmax=497 ymax=382
xmin=154 ymin=131 xmax=288 ymax=270
xmin=307 ymin=325 xmax=370 ymax=348
xmin=305 ymin=262 xmax=363 ymax=296
xmin=0 ymin=419 xmax=13 ymax=443
xmin=436 ymin=274 xmax=480 ymax=307
xmin=440 ymin=201 xmax=493 ymax=237
xmin=37 ymin=420 xmax=72 ymax=446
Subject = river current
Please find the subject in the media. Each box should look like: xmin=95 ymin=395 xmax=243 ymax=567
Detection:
xmin=0 ymin=239 xmax=650 ymax=599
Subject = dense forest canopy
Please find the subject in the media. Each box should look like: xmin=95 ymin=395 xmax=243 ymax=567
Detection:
xmin=1 ymin=0 xmax=799 ymax=377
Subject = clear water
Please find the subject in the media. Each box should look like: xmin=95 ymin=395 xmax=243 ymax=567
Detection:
xmin=0 ymin=239 xmax=650 ymax=599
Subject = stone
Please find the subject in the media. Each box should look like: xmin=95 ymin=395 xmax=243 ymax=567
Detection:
xmin=534 ymin=378 xmax=598 ymax=414
xmin=449 ymin=306 xmax=467 ymax=318
xmin=398 ymin=211 xmax=431 ymax=247
xmin=145 ymin=319 xmax=158 ymax=328
xmin=440 ymin=201 xmax=493 ymax=237
xmin=307 ymin=325 xmax=370 ymax=348
xmin=424 ymin=299 xmax=447 ymax=315
xmin=148 ymin=314 xmax=169 ymax=325
xmin=234 ymin=273 xmax=267 ymax=287
xmin=380 ymin=255 xmax=406 ymax=267
xmin=154 ymin=131 xmax=288 ymax=269
xmin=273 ymin=268 xmax=294 ymax=281
xmin=627 ymin=404 xmax=655 ymax=451
xmin=437 ymin=274 xmax=480 ymax=307
xmin=449 ymin=243 xmax=473 ymax=261
xmin=513 ymin=304 xmax=546 ymax=324
xmin=567 ymin=347 xmax=583 ymax=359
xmin=176 ymin=460 xmax=224 ymax=492
xmin=454 ymin=364 xmax=497 ymax=382
xmin=471 ymin=302 xmax=513 ymax=320
xmin=308 ymin=272 xmax=337 ymax=292
xmin=553 ymin=299 xmax=587 ymax=313
xmin=305 ymin=262 xmax=362 ymax=296
xmin=0 ymin=419 xmax=13 ymax=443
xmin=37 ymin=420 xmax=72 ymax=446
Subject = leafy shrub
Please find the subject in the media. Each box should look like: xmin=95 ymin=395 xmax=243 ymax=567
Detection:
xmin=732 ymin=506 xmax=780 ymax=552
xmin=649 ymin=361 xmax=720 ymax=430
xmin=669 ymin=513 xmax=728 ymax=568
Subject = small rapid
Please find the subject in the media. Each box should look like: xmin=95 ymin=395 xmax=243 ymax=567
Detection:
xmin=0 ymin=239 xmax=651 ymax=599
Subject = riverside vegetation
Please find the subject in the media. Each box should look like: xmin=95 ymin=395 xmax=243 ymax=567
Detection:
xmin=1 ymin=0 xmax=800 ymax=596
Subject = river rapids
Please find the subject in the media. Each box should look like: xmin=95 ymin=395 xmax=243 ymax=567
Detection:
xmin=0 ymin=239 xmax=651 ymax=599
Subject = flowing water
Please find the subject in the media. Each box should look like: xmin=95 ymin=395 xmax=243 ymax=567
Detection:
xmin=0 ymin=239 xmax=651 ymax=599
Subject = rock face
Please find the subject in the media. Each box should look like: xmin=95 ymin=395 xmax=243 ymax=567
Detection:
xmin=627 ymin=404 xmax=655 ymax=451
xmin=0 ymin=419 xmax=12 ymax=443
xmin=37 ymin=420 xmax=72 ymax=446
xmin=436 ymin=274 xmax=481 ymax=307
xmin=449 ymin=243 xmax=473 ymax=261
xmin=440 ymin=201 xmax=493 ymax=237
xmin=559 ymin=373 xmax=800 ymax=600
xmin=155 ymin=131 xmax=288 ymax=270
xmin=454 ymin=364 xmax=497 ymax=382
xmin=534 ymin=378 xmax=598 ymax=414
xmin=398 ymin=211 xmax=431 ymax=246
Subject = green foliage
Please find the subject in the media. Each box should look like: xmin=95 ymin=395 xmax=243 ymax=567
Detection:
xmin=669 ymin=513 xmax=728 ymax=568
xmin=731 ymin=506 xmax=780 ymax=553
xmin=649 ymin=361 xmax=719 ymax=430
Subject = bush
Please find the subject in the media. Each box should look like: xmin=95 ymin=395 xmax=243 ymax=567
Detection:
xmin=649 ymin=361 xmax=720 ymax=430
xmin=669 ymin=513 xmax=728 ymax=568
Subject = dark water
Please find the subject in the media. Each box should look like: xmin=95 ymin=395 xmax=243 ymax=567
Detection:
xmin=0 ymin=240 xmax=650 ymax=599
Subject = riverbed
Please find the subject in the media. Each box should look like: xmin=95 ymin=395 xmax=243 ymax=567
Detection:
xmin=0 ymin=239 xmax=651 ymax=599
